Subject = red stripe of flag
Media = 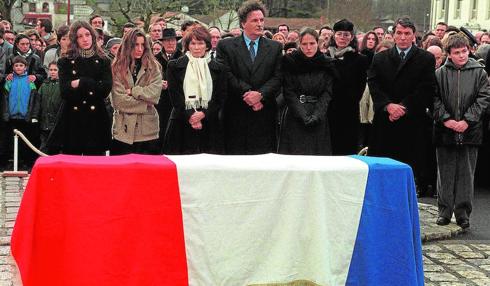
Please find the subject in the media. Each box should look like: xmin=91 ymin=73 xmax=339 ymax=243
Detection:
xmin=11 ymin=155 xmax=188 ymax=286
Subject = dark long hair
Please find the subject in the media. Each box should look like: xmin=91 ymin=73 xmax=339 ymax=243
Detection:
xmin=360 ymin=31 xmax=379 ymax=52
xmin=67 ymin=20 xmax=106 ymax=58
xmin=12 ymin=34 xmax=31 ymax=55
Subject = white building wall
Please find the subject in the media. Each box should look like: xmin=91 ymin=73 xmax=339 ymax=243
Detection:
xmin=431 ymin=0 xmax=490 ymax=31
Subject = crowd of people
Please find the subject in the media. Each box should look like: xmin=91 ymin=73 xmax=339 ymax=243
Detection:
xmin=0 ymin=1 xmax=489 ymax=228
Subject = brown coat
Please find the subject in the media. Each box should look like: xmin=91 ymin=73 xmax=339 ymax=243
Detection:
xmin=111 ymin=64 xmax=162 ymax=144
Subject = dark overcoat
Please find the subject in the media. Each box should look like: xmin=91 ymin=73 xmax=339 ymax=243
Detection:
xmin=155 ymin=49 xmax=182 ymax=147
xmin=368 ymin=45 xmax=436 ymax=173
xmin=51 ymin=55 xmax=112 ymax=154
xmin=327 ymin=50 xmax=369 ymax=155
xmin=278 ymin=50 xmax=335 ymax=155
xmin=216 ymin=35 xmax=282 ymax=154
xmin=163 ymin=55 xmax=227 ymax=154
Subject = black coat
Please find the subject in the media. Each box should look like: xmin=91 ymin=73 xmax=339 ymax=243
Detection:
xmin=368 ymin=45 xmax=436 ymax=171
xmin=163 ymin=55 xmax=227 ymax=154
xmin=50 ymin=55 xmax=113 ymax=154
xmin=155 ymin=50 xmax=183 ymax=146
xmin=217 ymin=35 xmax=282 ymax=154
xmin=279 ymin=51 xmax=335 ymax=155
xmin=327 ymin=50 xmax=369 ymax=155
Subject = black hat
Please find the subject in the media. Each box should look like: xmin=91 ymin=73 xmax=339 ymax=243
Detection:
xmin=459 ymin=26 xmax=478 ymax=47
xmin=333 ymin=19 xmax=354 ymax=32
xmin=162 ymin=28 xmax=177 ymax=40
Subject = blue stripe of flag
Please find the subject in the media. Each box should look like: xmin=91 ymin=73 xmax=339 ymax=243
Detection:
xmin=346 ymin=156 xmax=424 ymax=286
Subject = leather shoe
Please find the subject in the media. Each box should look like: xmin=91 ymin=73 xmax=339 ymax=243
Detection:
xmin=436 ymin=217 xmax=450 ymax=226
xmin=457 ymin=219 xmax=470 ymax=229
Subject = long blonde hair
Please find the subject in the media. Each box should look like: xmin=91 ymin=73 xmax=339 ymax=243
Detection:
xmin=112 ymin=28 xmax=161 ymax=88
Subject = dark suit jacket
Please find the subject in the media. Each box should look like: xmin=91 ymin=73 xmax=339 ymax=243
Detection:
xmin=216 ymin=34 xmax=282 ymax=154
xmin=155 ymin=49 xmax=183 ymax=146
xmin=368 ymin=45 xmax=436 ymax=173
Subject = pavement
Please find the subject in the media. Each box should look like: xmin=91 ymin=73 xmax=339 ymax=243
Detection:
xmin=0 ymin=173 xmax=487 ymax=285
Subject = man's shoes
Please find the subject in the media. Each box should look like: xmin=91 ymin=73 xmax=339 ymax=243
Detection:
xmin=457 ymin=219 xmax=470 ymax=229
xmin=436 ymin=217 xmax=450 ymax=226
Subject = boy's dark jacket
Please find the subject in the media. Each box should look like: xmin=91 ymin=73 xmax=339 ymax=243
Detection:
xmin=38 ymin=78 xmax=61 ymax=131
xmin=434 ymin=58 xmax=490 ymax=145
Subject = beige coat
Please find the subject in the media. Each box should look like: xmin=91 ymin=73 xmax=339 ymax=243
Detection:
xmin=359 ymin=84 xmax=374 ymax=124
xmin=111 ymin=64 xmax=162 ymax=144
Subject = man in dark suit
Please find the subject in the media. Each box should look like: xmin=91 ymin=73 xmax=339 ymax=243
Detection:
xmin=217 ymin=0 xmax=282 ymax=154
xmin=368 ymin=17 xmax=436 ymax=193
xmin=156 ymin=28 xmax=182 ymax=151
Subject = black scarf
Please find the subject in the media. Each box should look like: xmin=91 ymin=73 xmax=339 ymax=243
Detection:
xmin=282 ymin=50 xmax=336 ymax=75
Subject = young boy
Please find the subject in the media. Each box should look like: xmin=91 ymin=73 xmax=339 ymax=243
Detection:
xmin=2 ymin=56 xmax=39 ymax=168
xmin=38 ymin=61 xmax=61 ymax=154
xmin=434 ymin=33 xmax=490 ymax=229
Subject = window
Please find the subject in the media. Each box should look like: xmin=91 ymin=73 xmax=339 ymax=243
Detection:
xmin=455 ymin=0 xmax=462 ymax=19
xmin=28 ymin=3 xmax=36 ymax=13
xmin=438 ymin=0 xmax=446 ymax=19
xmin=471 ymin=0 xmax=478 ymax=20
xmin=42 ymin=2 xmax=49 ymax=13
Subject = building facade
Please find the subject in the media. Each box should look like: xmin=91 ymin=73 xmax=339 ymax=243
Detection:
xmin=431 ymin=0 xmax=490 ymax=31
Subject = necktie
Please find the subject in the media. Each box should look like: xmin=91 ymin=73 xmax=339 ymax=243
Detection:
xmin=400 ymin=51 xmax=406 ymax=60
xmin=211 ymin=51 xmax=215 ymax=59
xmin=249 ymin=41 xmax=256 ymax=62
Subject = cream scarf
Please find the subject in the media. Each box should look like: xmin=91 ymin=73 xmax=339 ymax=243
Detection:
xmin=328 ymin=46 xmax=355 ymax=59
xmin=183 ymin=51 xmax=213 ymax=110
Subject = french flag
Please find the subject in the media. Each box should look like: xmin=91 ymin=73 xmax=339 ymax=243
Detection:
xmin=11 ymin=154 xmax=423 ymax=286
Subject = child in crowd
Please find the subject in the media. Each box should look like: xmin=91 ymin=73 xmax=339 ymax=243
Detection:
xmin=2 ymin=56 xmax=39 ymax=168
xmin=38 ymin=61 xmax=61 ymax=154
xmin=434 ymin=33 xmax=490 ymax=229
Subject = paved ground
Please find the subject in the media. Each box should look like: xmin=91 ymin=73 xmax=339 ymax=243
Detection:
xmin=0 ymin=174 xmax=26 ymax=286
xmin=424 ymin=241 xmax=490 ymax=285
xmin=420 ymin=188 xmax=490 ymax=241
xmin=0 ymin=174 xmax=488 ymax=285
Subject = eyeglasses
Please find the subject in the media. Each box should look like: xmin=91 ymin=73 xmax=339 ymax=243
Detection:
xmin=335 ymin=32 xmax=352 ymax=38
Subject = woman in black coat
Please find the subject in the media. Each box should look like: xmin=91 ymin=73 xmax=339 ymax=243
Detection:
xmin=326 ymin=19 xmax=369 ymax=155
xmin=5 ymin=34 xmax=46 ymax=89
xmin=360 ymin=31 xmax=379 ymax=65
xmin=278 ymin=28 xmax=335 ymax=155
xmin=163 ymin=26 xmax=226 ymax=154
xmin=51 ymin=20 xmax=112 ymax=155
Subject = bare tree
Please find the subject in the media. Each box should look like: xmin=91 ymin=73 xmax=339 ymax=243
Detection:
xmin=108 ymin=0 xmax=181 ymax=33
xmin=325 ymin=0 xmax=374 ymax=31
xmin=200 ymin=0 xmax=242 ymax=31
xmin=0 ymin=0 xmax=16 ymax=23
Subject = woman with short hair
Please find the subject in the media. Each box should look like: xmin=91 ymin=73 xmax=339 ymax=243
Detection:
xmin=326 ymin=19 xmax=369 ymax=155
xmin=164 ymin=26 xmax=227 ymax=154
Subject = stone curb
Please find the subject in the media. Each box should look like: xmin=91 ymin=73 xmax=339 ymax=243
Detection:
xmin=419 ymin=203 xmax=464 ymax=243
